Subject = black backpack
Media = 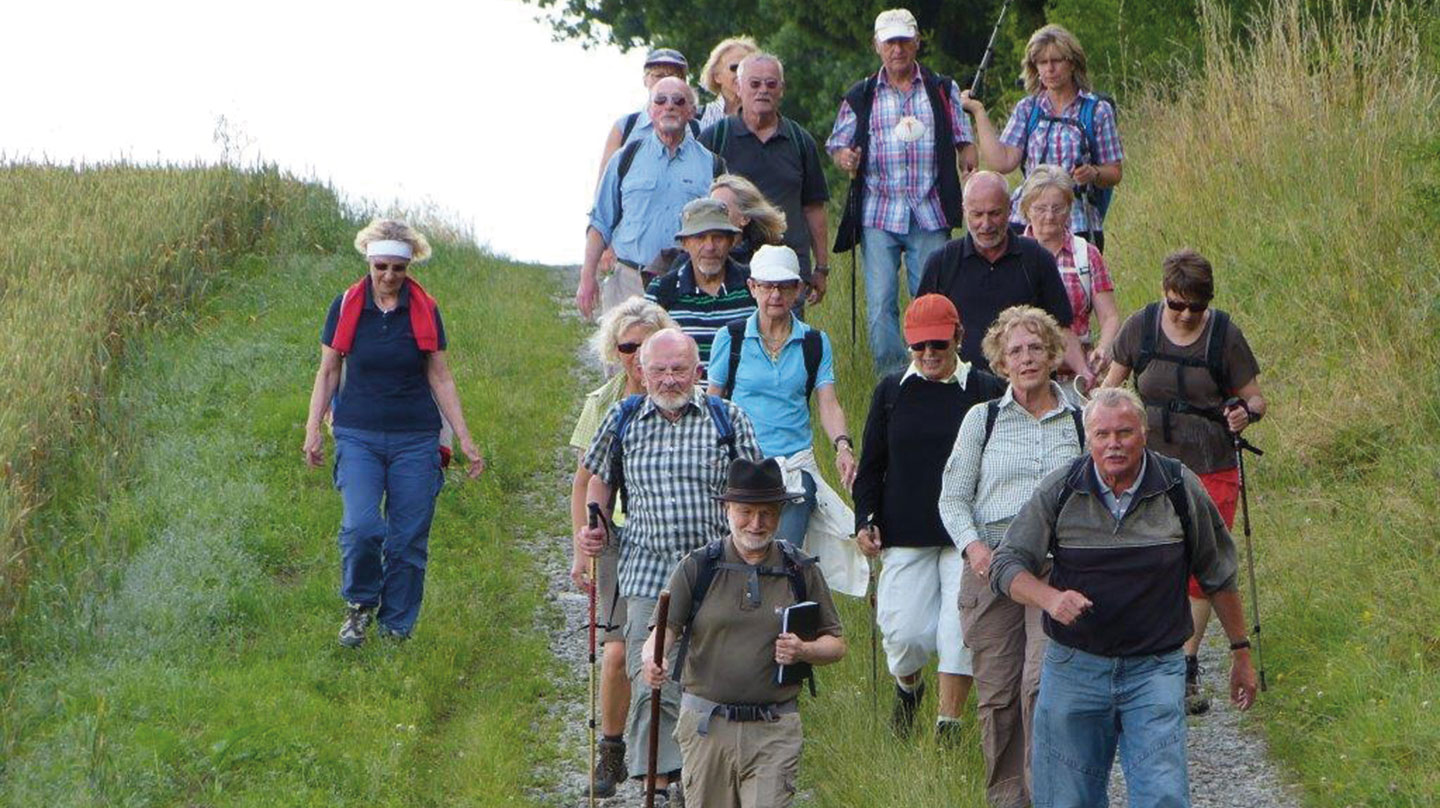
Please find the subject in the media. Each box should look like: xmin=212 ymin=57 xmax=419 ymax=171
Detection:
xmin=1132 ymin=301 xmax=1233 ymax=442
xmin=671 ymin=538 xmax=818 ymax=695
xmin=980 ymin=399 xmax=1086 ymax=452
xmin=720 ymin=319 xmax=823 ymax=401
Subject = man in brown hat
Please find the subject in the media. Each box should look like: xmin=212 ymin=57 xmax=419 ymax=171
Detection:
xmin=642 ymin=457 xmax=846 ymax=808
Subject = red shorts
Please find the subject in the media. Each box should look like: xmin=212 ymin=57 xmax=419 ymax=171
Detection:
xmin=1188 ymin=467 xmax=1239 ymax=599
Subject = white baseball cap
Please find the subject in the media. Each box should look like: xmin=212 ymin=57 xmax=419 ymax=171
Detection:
xmin=749 ymin=245 xmax=802 ymax=283
xmin=874 ymin=8 xmax=919 ymax=41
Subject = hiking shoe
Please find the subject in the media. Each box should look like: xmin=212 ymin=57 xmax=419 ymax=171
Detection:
xmin=590 ymin=737 xmax=626 ymax=798
xmin=671 ymin=777 xmax=685 ymax=807
xmin=376 ymin=625 xmax=411 ymax=642
xmin=650 ymin=787 xmax=672 ymax=808
xmin=891 ymin=679 xmax=926 ymax=738
xmin=338 ymin=603 xmax=374 ymax=647
xmin=1185 ymin=655 xmax=1211 ymax=715
xmin=935 ymin=718 xmax=965 ymax=748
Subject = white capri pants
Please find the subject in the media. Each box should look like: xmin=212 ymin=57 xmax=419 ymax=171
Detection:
xmin=876 ymin=544 xmax=971 ymax=678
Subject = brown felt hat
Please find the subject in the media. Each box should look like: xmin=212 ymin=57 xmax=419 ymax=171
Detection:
xmin=714 ymin=458 xmax=805 ymax=504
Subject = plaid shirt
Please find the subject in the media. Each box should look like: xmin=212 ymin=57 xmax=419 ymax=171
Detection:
xmin=1023 ymin=227 xmax=1114 ymax=343
xmin=1000 ymin=91 xmax=1124 ymax=233
xmin=582 ymin=388 xmax=761 ymax=599
xmin=937 ymin=383 xmax=1085 ymax=553
xmin=826 ymin=67 xmax=974 ymax=234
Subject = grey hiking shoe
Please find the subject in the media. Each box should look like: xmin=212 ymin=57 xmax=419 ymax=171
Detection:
xmin=339 ymin=603 xmax=374 ymax=647
xmin=892 ymin=679 xmax=926 ymax=738
xmin=590 ymin=737 xmax=626 ymax=798
xmin=1185 ymin=655 xmax=1211 ymax=715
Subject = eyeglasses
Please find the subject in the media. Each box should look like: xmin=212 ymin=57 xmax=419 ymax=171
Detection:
xmin=728 ymin=63 xmax=740 ymax=73
xmin=909 ymin=340 xmax=952 ymax=352
xmin=754 ymin=281 xmax=801 ymax=295
xmin=746 ymin=79 xmax=780 ymax=90
xmin=652 ymin=94 xmax=689 ymax=107
xmin=616 ymin=341 xmax=642 ymax=355
xmin=1005 ymin=343 xmax=1049 ymax=358
xmin=1029 ymin=204 xmax=1068 ymax=217
xmin=1165 ymin=298 xmax=1209 ymax=313
xmin=371 ymin=261 xmax=408 ymax=273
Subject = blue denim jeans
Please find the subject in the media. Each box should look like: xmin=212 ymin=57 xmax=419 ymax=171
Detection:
xmin=861 ymin=216 xmax=951 ymax=375
xmin=773 ymin=470 xmax=817 ymax=548
xmin=333 ymin=426 xmax=443 ymax=636
xmin=1032 ymin=642 xmax=1189 ymax=808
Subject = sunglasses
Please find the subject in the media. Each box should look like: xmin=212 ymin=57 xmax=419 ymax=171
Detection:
xmin=728 ymin=63 xmax=740 ymax=73
xmin=1165 ymin=298 xmax=1208 ymax=313
xmin=616 ymin=341 xmax=642 ymax=355
xmin=746 ymin=79 xmax=780 ymax=90
xmin=371 ymin=261 xmax=408 ymax=273
xmin=909 ymin=339 xmax=952 ymax=352
xmin=652 ymin=94 xmax=689 ymax=107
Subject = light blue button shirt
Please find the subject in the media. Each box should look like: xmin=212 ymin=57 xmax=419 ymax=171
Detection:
xmin=708 ymin=314 xmax=836 ymax=457
xmin=1097 ymin=455 xmax=1148 ymax=522
xmin=589 ymin=132 xmax=716 ymax=267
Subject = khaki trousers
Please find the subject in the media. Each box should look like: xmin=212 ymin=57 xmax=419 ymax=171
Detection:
xmin=959 ymin=559 xmax=1047 ymax=808
xmin=624 ymin=596 xmax=683 ymax=779
xmin=676 ymin=708 xmax=803 ymax=808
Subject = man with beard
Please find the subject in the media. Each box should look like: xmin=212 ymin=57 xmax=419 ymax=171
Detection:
xmin=580 ymin=329 xmax=762 ymax=805
xmin=641 ymin=457 xmax=845 ymax=807
xmin=646 ymin=198 xmax=758 ymax=371
xmin=916 ymin=171 xmax=1091 ymax=387
xmin=578 ymin=77 xmax=725 ymax=320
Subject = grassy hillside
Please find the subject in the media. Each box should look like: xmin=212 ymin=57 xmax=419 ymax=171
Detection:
xmin=0 ymin=169 xmax=582 ymax=805
xmin=796 ymin=1 xmax=1440 ymax=804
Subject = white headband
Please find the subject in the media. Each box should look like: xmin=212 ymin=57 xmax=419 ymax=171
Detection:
xmin=366 ymin=239 xmax=413 ymax=259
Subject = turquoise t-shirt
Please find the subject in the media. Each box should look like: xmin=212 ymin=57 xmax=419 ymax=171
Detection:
xmin=708 ymin=314 xmax=835 ymax=457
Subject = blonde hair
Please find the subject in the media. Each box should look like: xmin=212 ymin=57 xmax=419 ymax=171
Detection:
xmin=981 ymin=305 xmax=1066 ymax=379
xmin=353 ymin=218 xmax=433 ymax=263
xmin=1018 ymin=164 xmax=1076 ymax=220
xmin=587 ymin=297 xmax=679 ymax=365
xmin=1021 ymin=24 xmax=1092 ymax=95
xmin=700 ymin=36 xmax=759 ymax=94
xmin=710 ymin=174 xmax=786 ymax=246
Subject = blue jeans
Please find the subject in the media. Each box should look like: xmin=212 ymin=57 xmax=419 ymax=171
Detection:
xmin=333 ymin=427 xmax=443 ymax=636
xmin=773 ymin=470 xmax=817 ymax=548
xmin=1032 ymin=643 xmax=1189 ymax=808
xmin=861 ymin=216 xmax=950 ymax=375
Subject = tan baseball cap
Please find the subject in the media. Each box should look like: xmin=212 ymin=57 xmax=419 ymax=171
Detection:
xmin=874 ymin=8 xmax=919 ymax=41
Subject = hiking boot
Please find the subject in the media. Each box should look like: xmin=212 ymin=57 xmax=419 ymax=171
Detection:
xmin=935 ymin=718 xmax=965 ymax=749
xmin=650 ymin=787 xmax=672 ymax=808
xmin=671 ymin=777 xmax=685 ymax=807
xmin=891 ymin=679 xmax=926 ymax=738
xmin=1186 ymin=655 xmax=1211 ymax=715
xmin=590 ymin=737 xmax=626 ymax=798
xmin=338 ymin=603 xmax=374 ymax=647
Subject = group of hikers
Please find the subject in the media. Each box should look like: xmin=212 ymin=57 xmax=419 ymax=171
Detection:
xmin=299 ymin=8 xmax=1271 ymax=808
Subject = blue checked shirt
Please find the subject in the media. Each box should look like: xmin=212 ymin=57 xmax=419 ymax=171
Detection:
xmin=589 ymin=132 xmax=717 ymax=268
xmin=582 ymin=388 xmax=761 ymax=599
xmin=999 ymin=90 xmax=1124 ymax=233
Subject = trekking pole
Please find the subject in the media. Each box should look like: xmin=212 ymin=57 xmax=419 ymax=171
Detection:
xmin=585 ymin=503 xmax=603 ymax=808
xmin=971 ymin=0 xmax=1014 ymax=96
xmin=847 ymin=180 xmax=860 ymax=346
xmin=1226 ymin=399 xmax=1267 ymax=692
xmin=645 ymin=590 xmax=672 ymax=808
xmin=869 ymin=559 xmax=879 ymax=727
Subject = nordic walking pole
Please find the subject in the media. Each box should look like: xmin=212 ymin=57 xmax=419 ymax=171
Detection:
xmin=869 ymin=557 xmax=879 ymax=726
xmin=847 ymin=176 xmax=861 ymax=346
xmin=1226 ymin=399 xmax=1267 ymax=692
xmin=645 ymin=590 xmax=672 ymax=808
xmin=585 ymin=503 xmax=604 ymax=808
xmin=971 ymin=0 xmax=1013 ymax=96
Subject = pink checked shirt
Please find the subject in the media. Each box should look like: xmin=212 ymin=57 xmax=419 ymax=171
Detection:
xmin=1001 ymin=91 xmax=1124 ymax=233
xmin=1025 ymin=226 xmax=1114 ymax=343
xmin=827 ymin=66 xmax=974 ymax=235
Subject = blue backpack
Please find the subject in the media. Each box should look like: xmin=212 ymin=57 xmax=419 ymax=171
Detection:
xmin=607 ymin=393 xmax=738 ymax=510
xmin=1021 ymin=93 xmax=1117 ymax=220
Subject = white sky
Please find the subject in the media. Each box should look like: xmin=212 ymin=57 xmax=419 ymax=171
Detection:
xmin=6 ymin=0 xmax=648 ymax=265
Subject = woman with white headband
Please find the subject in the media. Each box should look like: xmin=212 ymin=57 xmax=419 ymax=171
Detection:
xmin=303 ymin=218 xmax=485 ymax=648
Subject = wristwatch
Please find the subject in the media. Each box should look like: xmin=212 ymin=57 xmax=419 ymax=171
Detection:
xmin=813 ymin=265 xmax=830 ymax=275
xmin=833 ymin=434 xmax=854 ymax=452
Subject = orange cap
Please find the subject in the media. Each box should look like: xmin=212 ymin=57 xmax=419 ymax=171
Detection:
xmin=904 ymin=294 xmax=961 ymax=344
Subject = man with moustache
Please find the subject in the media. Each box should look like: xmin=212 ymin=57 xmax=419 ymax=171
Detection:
xmin=646 ymin=198 xmax=758 ymax=371
xmin=989 ymin=387 xmax=1258 ymax=806
xmin=578 ymin=77 xmax=724 ymax=320
xmin=916 ymin=171 xmax=1092 ymax=386
xmin=699 ymin=52 xmax=832 ymax=307
xmin=580 ymin=328 xmax=762 ymax=803
xmin=642 ymin=457 xmax=846 ymax=807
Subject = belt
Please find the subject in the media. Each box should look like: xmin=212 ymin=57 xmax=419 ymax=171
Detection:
xmin=681 ymin=693 xmax=798 ymax=737
xmin=615 ymin=258 xmax=642 ymax=270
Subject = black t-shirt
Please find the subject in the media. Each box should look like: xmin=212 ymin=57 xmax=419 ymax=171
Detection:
xmin=916 ymin=234 xmax=1074 ymax=371
xmin=699 ymin=115 xmax=829 ymax=273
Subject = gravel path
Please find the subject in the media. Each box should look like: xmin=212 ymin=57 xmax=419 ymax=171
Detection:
xmin=530 ymin=273 xmax=1301 ymax=807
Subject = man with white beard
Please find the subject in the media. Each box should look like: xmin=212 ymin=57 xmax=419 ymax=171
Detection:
xmin=580 ymin=329 xmax=761 ymax=804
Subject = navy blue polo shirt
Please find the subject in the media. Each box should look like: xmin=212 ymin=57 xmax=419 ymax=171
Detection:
xmin=321 ymin=279 xmax=448 ymax=433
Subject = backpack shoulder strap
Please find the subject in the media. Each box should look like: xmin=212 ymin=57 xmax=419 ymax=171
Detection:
xmin=722 ymin=320 xmax=746 ymax=399
xmin=980 ymin=399 xmax=1001 ymax=453
xmin=776 ymin=542 xmax=814 ymax=603
xmin=609 ymin=394 xmax=647 ymax=506
xmin=802 ymin=329 xmax=823 ymax=399
xmin=1135 ymin=301 xmax=1162 ymax=377
xmin=612 ymin=138 xmax=646 ymax=231
xmin=1070 ymin=407 xmax=1086 ymax=448
xmin=689 ymin=118 xmax=701 ymax=137
xmin=1160 ymin=456 xmax=1193 ymax=540
xmin=1077 ymin=95 xmax=1099 ymax=163
xmin=712 ymin=151 xmax=725 ymax=179
xmin=706 ymin=395 xmax=738 ymax=460
xmin=784 ymin=118 xmax=806 ymax=170
xmin=1020 ymin=95 xmax=1045 ymax=174
xmin=672 ymin=540 xmax=727 ymax=682
xmin=714 ymin=116 xmax=730 ymax=155
xmin=1204 ymin=309 xmax=1232 ymax=395
xmin=620 ymin=111 xmax=640 ymax=143
xmin=1049 ymin=454 xmax=1091 ymax=553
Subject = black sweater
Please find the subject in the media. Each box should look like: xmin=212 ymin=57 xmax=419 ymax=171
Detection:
xmin=852 ymin=368 xmax=1006 ymax=545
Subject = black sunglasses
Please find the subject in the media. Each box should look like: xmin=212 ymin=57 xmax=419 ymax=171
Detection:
xmin=371 ymin=261 xmax=408 ymax=273
xmin=909 ymin=339 xmax=952 ymax=352
xmin=1165 ymin=298 xmax=1208 ymax=313
xmin=652 ymin=94 xmax=689 ymax=107
xmin=728 ymin=62 xmax=740 ymax=73
xmin=616 ymin=341 xmax=642 ymax=355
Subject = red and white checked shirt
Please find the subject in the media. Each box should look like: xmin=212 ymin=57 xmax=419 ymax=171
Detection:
xmin=1001 ymin=91 xmax=1124 ymax=233
xmin=1025 ymin=226 xmax=1114 ymax=343
xmin=827 ymin=66 xmax=974 ymax=235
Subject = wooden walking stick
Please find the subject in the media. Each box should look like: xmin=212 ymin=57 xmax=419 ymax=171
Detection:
xmin=645 ymin=590 xmax=671 ymax=808
xmin=585 ymin=503 xmax=604 ymax=807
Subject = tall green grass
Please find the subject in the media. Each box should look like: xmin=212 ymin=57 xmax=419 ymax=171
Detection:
xmin=0 ymin=163 xmax=347 ymax=619
xmin=799 ymin=0 xmax=1439 ymax=804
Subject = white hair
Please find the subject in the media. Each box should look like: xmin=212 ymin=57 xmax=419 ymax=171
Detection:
xmin=637 ymin=327 xmax=698 ymax=366
xmin=736 ymin=52 xmax=785 ymax=83
xmin=1083 ymin=387 xmax=1147 ymax=430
